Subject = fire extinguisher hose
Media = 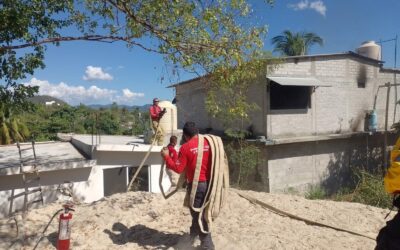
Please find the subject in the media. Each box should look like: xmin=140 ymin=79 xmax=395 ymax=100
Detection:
xmin=32 ymin=208 xmax=63 ymax=250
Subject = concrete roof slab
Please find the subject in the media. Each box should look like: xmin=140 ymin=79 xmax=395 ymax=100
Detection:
xmin=72 ymin=134 xmax=144 ymax=146
xmin=0 ymin=142 xmax=94 ymax=175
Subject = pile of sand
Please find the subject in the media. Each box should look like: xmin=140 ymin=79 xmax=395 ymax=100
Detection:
xmin=0 ymin=189 xmax=391 ymax=249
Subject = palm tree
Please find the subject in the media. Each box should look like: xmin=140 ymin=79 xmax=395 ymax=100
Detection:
xmin=271 ymin=30 xmax=323 ymax=56
xmin=0 ymin=93 xmax=30 ymax=145
xmin=0 ymin=106 xmax=30 ymax=145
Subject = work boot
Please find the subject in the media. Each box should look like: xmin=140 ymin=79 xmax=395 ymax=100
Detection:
xmin=199 ymin=233 xmax=215 ymax=250
xmin=189 ymin=227 xmax=199 ymax=245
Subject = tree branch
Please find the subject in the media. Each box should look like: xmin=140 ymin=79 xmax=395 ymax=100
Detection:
xmin=105 ymin=0 xmax=228 ymax=55
xmin=0 ymin=35 xmax=162 ymax=54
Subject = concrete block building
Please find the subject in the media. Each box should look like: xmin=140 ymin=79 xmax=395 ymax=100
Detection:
xmin=170 ymin=49 xmax=400 ymax=193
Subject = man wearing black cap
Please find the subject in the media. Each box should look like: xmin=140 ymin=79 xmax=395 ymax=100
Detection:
xmin=161 ymin=122 xmax=215 ymax=250
xmin=149 ymin=98 xmax=166 ymax=146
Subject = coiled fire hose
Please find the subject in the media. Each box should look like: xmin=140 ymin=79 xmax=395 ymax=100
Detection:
xmin=159 ymin=134 xmax=230 ymax=234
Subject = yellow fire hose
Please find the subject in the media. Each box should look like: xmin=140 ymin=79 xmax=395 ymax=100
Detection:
xmin=234 ymin=191 xmax=376 ymax=241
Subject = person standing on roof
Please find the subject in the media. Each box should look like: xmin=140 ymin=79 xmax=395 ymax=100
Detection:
xmin=161 ymin=122 xmax=215 ymax=250
xmin=149 ymin=98 xmax=166 ymax=146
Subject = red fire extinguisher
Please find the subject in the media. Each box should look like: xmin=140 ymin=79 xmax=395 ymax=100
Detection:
xmin=57 ymin=204 xmax=74 ymax=250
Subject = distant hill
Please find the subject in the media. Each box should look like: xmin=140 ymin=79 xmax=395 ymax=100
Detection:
xmin=28 ymin=96 xmax=151 ymax=111
xmin=29 ymin=95 xmax=68 ymax=106
xmin=87 ymin=104 xmax=151 ymax=112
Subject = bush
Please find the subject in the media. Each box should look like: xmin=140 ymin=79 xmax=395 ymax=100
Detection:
xmin=334 ymin=168 xmax=392 ymax=209
xmin=225 ymin=128 xmax=262 ymax=188
xmin=305 ymin=185 xmax=327 ymax=200
xmin=303 ymin=168 xmax=392 ymax=209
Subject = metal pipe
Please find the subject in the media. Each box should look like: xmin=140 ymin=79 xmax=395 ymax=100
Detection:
xmin=384 ymin=82 xmax=391 ymax=170
xmin=373 ymin=83 xmax=400 ymax=110
xmin=373 ymin=82 xmax=400 ymax=170
xmin=393 ymin=35 xmax=398 ymax=123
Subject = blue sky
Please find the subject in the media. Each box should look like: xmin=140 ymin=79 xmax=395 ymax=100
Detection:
xmin=22 ymin=0 xmax=400 ymax=106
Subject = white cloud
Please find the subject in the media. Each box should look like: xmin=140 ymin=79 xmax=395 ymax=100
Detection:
xmin=24 ymin=78 xmax=144 ymax=105
xmin=292 ymin=0 xmax=309 ymax=10
xmin=288 ymin=0 xmax=326 ymax=16
xmin=117 ymin=88 xmax=145 ymax=103
xmin=310 ymin=1 xmax=326 ymax=16
xmin=83 ymin=66 xmax=113 ymax=81
xmin=122 ymin=88 xmax=144 ymax=99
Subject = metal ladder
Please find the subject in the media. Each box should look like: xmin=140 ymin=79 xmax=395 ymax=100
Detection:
xmin=8 ymin=141 xmax=44 ymax=215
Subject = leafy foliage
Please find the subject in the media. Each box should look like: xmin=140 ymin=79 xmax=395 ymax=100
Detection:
xmin=303 ymin=168 xmax=392 ymax=209
xmin=334 ymin=168 xmax=392 ymax=209
xmin=225 ymin=128 xmax=262 ymax=187
xmin=14 ymin=103 xmax=149 ymax=143
xmin=1 ymin=0 xmax=276 ymax=132
xmin=305 ymin=184 xmax=327 ymax=200
xmin=271 ymin=30 xmax=323 ymax=56
xmin=0 ymin=84 xmax=37 ymax=144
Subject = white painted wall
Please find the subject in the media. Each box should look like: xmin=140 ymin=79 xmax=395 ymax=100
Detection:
xmin=148 ymin=164 xmax=172 ymax=193
xmin=0 ymin=166 xmax=103 ymax=218
xmin=0 ymin=138 xmax=179 ymax=218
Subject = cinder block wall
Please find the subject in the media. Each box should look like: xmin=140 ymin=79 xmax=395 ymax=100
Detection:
xmin=175 ymin=55 xmax=400 ymax=138
xmin=175 ymin=80 xmax=210 ymax=129
xmin=246 ymin=132 xmax=398 ymax=194
xmin=267 ymin=55 xmax=400 ymax=138
xmin=175 ymin=77 xmax=267 ymax=134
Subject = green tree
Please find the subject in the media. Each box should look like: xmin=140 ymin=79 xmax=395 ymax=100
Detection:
xmin=225 ymin=128 xmax=262 ymax=187
xmin=22 ymin=104 xmax=52 ymax=141
xmin=1 ymin=0 xmax=275 ymax=127
xmin=97 ymin=110 xmax=121 ymax=135
xmin=271 ymin=30 xmax=323 ymax=56
xmin=0 ymin=84 xmax=36 ymax=144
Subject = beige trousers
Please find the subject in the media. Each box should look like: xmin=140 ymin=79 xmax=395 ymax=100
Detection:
xmin=151 ymin=120 xmax=164 ymax=146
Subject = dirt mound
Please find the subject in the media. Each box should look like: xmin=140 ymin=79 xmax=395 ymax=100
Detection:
xmin=0 ymin=189 xmax=390 ymax=249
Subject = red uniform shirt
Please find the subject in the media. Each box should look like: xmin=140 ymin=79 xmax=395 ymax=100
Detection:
xmin=149 ymin=105 xmax=162 ymax=121
xmin=164 ymin=136 xmax=211 ymax=183
xmin=167 ymin=143 xmax=178 ymax=162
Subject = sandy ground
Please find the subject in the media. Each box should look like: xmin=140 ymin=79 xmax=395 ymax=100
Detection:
xmin=0 ymin=189 xmax=392 ymax=250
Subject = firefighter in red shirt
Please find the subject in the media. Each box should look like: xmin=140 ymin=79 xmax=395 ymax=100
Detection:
xmin=149 ymin=98 xmax=166 ymax=145
xmin=161 ymin=122 xmax=215 ymax=250
xmin=166 ymin=135 xmax=179 ymax=188
xmin=167 ymin=135 xmax=178 ymax=161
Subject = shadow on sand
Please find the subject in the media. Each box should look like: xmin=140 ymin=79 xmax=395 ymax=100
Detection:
xmin=104 ymin=223 xmax=182 ymax=249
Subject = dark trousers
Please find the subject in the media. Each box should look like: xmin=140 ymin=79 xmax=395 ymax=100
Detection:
xmin=376 ymin=211 xmax=400 ymax=250
xmin=187 ymin=182 xmax=215 ymax=250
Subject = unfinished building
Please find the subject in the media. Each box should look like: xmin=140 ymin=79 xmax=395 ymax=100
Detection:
xmin=170 ymin=44 xmax=400 ymax=193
